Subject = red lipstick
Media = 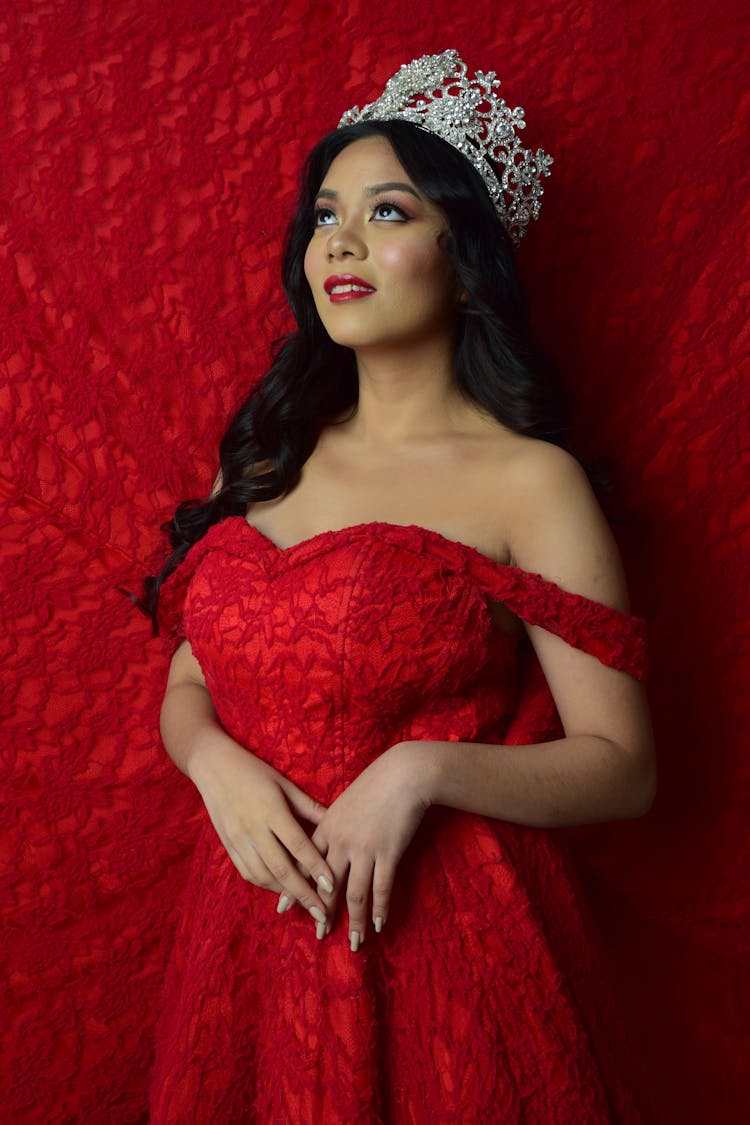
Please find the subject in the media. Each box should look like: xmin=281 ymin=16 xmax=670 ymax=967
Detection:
xmin=324 ymin=274 xmax=376 ymax=302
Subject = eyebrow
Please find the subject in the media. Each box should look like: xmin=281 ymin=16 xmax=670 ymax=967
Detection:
xmin=315 ymin=181 xmax=422 ymax=201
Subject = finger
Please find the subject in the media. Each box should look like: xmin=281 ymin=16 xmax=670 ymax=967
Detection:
xmin=371 ymin=858 xmax=397 ymax=934
xmin=221 ymin=838 xmax=283 ymax=890
xmin=260 ymin=832 xmax=329 ymax=926
xmin=294 ymin=848 xmax=334 ymax=901
xmin=278 ymin=824 xmax=335 ymax=899
xmin=282 ymin=843 xmax=333 ymax=917
xmin=314 ymin=843 xmax=348 ymax=926
xmin=280 ymin=777 xmax=328 ymax=827
xmin=229 ymin=845 xmax=284 ymax=893
xmin=345 ymin=857 xmax=374 ymax=952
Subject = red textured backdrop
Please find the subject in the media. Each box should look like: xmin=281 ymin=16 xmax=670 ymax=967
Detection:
xmin=1 ymin=1 xmax=747 ymax=1121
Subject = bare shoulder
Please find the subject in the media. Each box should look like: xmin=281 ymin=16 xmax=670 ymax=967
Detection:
xmin=499 ymin=437 xmax=597 ymax=522
xmin=483 ymin=434 xmax=629 ymax=611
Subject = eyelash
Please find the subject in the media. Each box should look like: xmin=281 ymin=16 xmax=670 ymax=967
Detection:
xmin=313 ymin=200 xmax=409 ymax=227
xmin=372 ymin=200 xmax=409 ymax=221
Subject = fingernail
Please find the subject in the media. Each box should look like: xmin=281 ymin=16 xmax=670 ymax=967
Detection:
xmin=316 ymin=920 xmax=326 ymax=941
xmin=317 ymin=874 xmax=334 ymax=894
xmin=350 ymin=931 xmax=361 ymax=952
xmin=309 ymin=906 xmax=326 ymax=925
xmin=374 ymin=916 xmax=384 ymax=933
xmin=277 ymin=895 xmax=292 ymax=914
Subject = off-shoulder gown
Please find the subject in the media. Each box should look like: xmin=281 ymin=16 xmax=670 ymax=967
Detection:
xmin=151 ymin=517 xmax=647 ymax=1124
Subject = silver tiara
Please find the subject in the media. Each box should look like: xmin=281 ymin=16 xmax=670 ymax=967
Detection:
xmin=338 ymin=49 xmax=552 ymax=245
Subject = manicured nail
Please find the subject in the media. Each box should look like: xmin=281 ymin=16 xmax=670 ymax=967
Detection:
xmin=309 ymin=906 xmax=326 ymax=925
xmin=277 ymin=894 xmax=292 ymax=914
xmin=374 ymin=916 xmax=384 ymax=933
xmin=317 ymin=874 xmax=334 ymax=894
xmin=316 ymin=920 xmax=326 ymax=941
xmin=350 ymin=931 xmax=361 ymax=952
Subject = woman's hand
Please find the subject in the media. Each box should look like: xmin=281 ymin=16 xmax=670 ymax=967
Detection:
xmin=161 ymin=644 xmax=336 ymax=935
xmin=294 ymin=743 xmax=434 ymax=949
xmin=188 ymin=733 xmax=336 ymax=933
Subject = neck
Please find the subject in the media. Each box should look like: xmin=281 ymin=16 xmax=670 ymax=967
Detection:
xmin=346 ymin=337 xmax=467 ymax=447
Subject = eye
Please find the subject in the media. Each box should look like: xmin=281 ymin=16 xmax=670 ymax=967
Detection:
xmin=313 ymin=207 xmax=337 ymax=227
xmin=372 ymin=201 xmax=408 ymax=222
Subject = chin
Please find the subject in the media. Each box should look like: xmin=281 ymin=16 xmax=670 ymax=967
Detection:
xmin=316 ymin=320 xmax=384 ymax=351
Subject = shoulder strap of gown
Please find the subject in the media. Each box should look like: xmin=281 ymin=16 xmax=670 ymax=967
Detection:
xmin=458 ymin=548 xmax=648 ymax=681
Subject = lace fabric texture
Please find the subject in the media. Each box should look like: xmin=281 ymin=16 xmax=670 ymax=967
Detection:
xmin=1 ymin=1 xmax=747 ymax=1123
xmin=152 ymin=518 xmax=646 ymax=1122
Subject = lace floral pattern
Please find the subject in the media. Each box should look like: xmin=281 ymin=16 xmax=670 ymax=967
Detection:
xmin=151 ymin=517 xmax=646 ymax=1122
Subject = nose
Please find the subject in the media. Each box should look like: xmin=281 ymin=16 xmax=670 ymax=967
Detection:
xmin=326 ymin=222 xmax=366 ymax=261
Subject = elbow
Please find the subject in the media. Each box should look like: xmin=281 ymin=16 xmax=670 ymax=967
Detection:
xmin=589 ymin=733 xmax=657 ymax=821
xmin=625 ymin=744 xmax=658 ymax=819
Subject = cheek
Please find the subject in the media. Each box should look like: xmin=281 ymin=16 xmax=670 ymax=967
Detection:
xmin=382 ymin=243 xmax=454 ymax=306
xmin=379 ymin=242 xmax=428 ymax=281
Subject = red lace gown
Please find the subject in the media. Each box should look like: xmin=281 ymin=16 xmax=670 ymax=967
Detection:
xmin=151 ymin=517 xmax=648 ymax=1124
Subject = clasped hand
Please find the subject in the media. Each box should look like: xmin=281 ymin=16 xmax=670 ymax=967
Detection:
xmin=297 ymin=743 xmax=431 ymax=949
xmin=193 ymin=738 xmax=431 ymax=949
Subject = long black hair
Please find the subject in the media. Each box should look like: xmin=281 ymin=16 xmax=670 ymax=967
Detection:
xmin=139 ymin=118 xmax=571 ymax=626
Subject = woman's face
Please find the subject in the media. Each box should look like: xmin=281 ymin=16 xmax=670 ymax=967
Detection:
xmin=303 ymin=136 xmax=458 ymax=353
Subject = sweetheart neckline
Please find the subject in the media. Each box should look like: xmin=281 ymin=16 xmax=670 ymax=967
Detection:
xmin=240 ymin=517 xmax=516 ymax=571
xmin=231 ymin=517 xmax=640 ymax=628
xmin=171 ymin=517 xmax=648 ymax=679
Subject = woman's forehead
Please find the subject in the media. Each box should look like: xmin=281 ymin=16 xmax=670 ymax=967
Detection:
xmin=319 ymin=136 xmax=413 ymax=191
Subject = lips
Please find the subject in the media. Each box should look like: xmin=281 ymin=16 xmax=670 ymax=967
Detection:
xmin=324 ymin=274 xmax=376 ymax=302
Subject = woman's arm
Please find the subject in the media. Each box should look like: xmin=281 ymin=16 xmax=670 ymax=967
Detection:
xmin=162 ymin=640 xmax=336 ymax=930
xmin=306 ymin=444 xmax=655 ymax=945
xmin=420 ymin=444 xmax=656 ymax=825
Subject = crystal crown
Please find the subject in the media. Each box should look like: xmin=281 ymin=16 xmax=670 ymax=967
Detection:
xmin=339 ymin=49 xmax=552 ymax=245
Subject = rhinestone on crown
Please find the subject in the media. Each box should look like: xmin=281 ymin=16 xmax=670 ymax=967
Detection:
xmin=338 ymin=49 xmax=552 ymax=245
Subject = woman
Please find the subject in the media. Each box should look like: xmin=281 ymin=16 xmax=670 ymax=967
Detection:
xmin=146 ymin=52 xmax=655 ymax=1124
